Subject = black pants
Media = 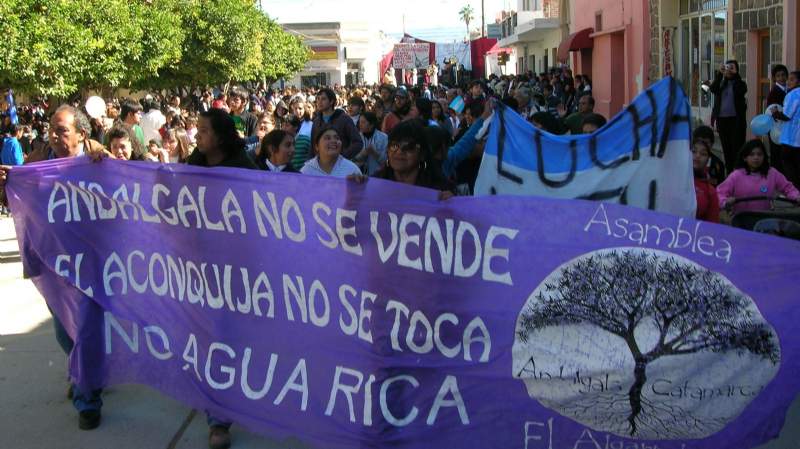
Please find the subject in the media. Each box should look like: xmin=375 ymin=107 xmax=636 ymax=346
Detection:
xmin=783 ymin=145 xmax=800 ymax=188
xmin=769 ymin=137 xmax=785 ymax=174
xmin=717 ymin=117 xmax=746 ymax=175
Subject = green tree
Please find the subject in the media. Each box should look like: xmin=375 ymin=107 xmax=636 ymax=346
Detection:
xmin=0 ymin=0 xmax=308 ymax=96
xmin=127 ymin=0 xmax=185 ymax=87
xmin=459 ymin=5 xmax=475 ymax=40
xmin=163 ymin=0 xmax=267 ymax=87
xmin=258 ymin=18 xmax=310 ymax=84
xmin=0 ymin=0 xmax=85 ymax=96
xmin=0 ymin=0 xmax=182 ymax=96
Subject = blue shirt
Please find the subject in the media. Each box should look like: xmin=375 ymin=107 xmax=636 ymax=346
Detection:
xmin=719 ymin=82 xmax=737 ymax=118
xmin=781 ymin=88 xmax=800 ymax=148
xmin=1 ymin=137 xmax=23 ymax=165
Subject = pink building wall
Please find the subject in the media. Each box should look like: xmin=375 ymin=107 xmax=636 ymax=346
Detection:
xmin=570 ymin=0 xmax=650 ymax=119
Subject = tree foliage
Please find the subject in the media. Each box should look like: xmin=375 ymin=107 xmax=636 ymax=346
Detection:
xmin=458 ymin=5 xmax=475 ymax=37
xmin=259 ymin=18 xmax=310 ymax=84
xmin=0 ymin=0 xmax=309 ymax=96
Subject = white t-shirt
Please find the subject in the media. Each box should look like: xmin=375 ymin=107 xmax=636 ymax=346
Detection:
xmin=301 ymin=155 xmax=361 ymax=178
xmin=141 ymin=110 xmax=166 ymax=144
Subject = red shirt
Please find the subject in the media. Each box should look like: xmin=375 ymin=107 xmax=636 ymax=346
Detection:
xmin=381 ymin=112 xmax=402 ymax=134
xmin=694 ymin=176 xmax=720 ymax=223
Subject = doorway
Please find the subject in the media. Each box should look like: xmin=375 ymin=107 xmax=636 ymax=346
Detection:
xmin=679 ymin=1 xmax=727 ymax=123
xmin=756 ymin=29 xmax=771 ymax=112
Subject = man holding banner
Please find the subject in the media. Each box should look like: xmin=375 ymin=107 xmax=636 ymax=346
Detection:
xmin=1 ymin=104 xmax=110 ymax=431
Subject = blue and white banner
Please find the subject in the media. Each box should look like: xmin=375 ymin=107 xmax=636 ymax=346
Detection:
xmin=475 ymin=77 xmax=696 ymax=217
xmin=5 ymin=89 xmax=18 ymax=125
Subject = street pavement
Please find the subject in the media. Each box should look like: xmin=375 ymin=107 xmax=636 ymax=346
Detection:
xmin=0 ymin=216 xmax=315 ymax=449
xmin=0 ymin=215 xmax=797 ymax=449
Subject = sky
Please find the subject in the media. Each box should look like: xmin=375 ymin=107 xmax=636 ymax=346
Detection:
xmin=260 ymin=0 xmax=509 ymax=42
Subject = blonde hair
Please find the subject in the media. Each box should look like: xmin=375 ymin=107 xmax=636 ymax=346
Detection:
xmin=165 ymin=127 xmax=191 ymax=162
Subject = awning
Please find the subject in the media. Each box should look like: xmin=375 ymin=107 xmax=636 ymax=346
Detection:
xmin=485 ymin=42 xmax=512 ymax=55
xmin=557 ymin=28 xmax=594 ymax=62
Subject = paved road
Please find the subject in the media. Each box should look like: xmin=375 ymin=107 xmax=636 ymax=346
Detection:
xmin=0 ymin=216 xmax=313 ymax=449
xmin=0 ymin=215 xmax=797 ymax=449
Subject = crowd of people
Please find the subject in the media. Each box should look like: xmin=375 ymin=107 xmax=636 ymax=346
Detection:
xmin=0 ymin=67 xmax=609 ymax=207
xmin=691 ymin=63 xmax=800 ymax=223
xmin=1 ymin=59 xmax=800 ymax=449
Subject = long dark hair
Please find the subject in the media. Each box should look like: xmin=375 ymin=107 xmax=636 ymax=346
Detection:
xmin=415 ymin=98 xmax=433 ymax=123
xmin=199 ymin=108 xmax=245 ymax=156
xmin=726 ymin=59 xmax=741 ymax=75
xmin=311 ymin=124 xmax=341 ymax=157
xmin=360 ymin=111 xmax=379 ymax=131
xmin=257 ymin=129 xmax=291 ymax=170
xmin=379 ymin=119 xmax=449 ymax=190
xmin=424 ymin=125 xmax=452 ymax=160
xmin=736 ymin=139 xmax=770 ymax=177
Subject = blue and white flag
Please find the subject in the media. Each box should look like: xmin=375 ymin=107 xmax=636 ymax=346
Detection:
xmin=475 ymin=77 xmax=696 ymax=217
xmin=5 ymin=89 xmax=18 ymax=125
xmin=449 ymin=95 xmax=465 ymax=114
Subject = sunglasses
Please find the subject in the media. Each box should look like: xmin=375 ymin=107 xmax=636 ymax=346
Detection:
xmin=388 ymin=142 xmax=420 ymax=154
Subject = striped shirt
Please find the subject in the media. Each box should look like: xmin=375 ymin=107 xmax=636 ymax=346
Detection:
xmin=291 ymin=134 xmax=311 ymax=170
xmin=301 ymin=155 xmax=362 ymax=178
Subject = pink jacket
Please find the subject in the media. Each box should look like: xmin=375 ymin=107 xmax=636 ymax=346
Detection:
xmin=717 ymin=168 xmax=800 ymax=214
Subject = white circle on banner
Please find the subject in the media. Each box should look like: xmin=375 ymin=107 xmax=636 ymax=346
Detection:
xmin=512 ymin=248 xmax=780 ymax=440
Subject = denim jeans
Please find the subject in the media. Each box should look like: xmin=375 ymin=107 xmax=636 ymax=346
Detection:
xmin=51 ymin=310 xmax=103 ymax=412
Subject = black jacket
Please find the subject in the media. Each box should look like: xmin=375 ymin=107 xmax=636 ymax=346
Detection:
xmin=710 ymin=72 xmax=748 ymax=120
xmin=311 ymin=109 xmax=363 ymax=159
xmin=186 ymin=147 xmax=258 ymax=170
xmin=766 ymin=84 xmax=787 ymax=107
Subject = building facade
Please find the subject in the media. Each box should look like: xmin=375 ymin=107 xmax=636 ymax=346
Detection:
xmin=560 ymin=0 xmax=651 ymax=119
xmin=649 ymin=0 xmax=800 ymax=126
xmin=497 ymin=0 xmax=565 ymax=76
xmin=281 ymin=22 xmax=391 ymax=88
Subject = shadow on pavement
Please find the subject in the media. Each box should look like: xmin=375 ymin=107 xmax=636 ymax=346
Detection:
xmin=0 ymin=319 xmax=319 ymax=449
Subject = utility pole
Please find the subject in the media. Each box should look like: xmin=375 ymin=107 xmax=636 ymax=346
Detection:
xmin=481 ymin=0 xmax=485 ymax=37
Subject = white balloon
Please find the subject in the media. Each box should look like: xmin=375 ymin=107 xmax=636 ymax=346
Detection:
xmin=766 ymin=104 xmax=784 ymax=142
xmin=770 ymin=121 xmax=783 ymax=142
xmin=85 ymin=96 xmax=106 ymax=119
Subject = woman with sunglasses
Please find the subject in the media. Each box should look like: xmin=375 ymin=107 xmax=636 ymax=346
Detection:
xmin=373 ymin=119 xmax=453 ymax=198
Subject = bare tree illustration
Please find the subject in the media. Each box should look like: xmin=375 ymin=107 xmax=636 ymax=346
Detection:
xmin=517 ymin=250 xmax=779 ymax=438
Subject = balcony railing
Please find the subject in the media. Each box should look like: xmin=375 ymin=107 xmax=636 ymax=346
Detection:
xmin=500 ymin=1 xmax=559 ymax=40
xmin=501 ymin=14 xmax=517 ymax=39
xmin=542 ymin=0 xmax=559 ymax=19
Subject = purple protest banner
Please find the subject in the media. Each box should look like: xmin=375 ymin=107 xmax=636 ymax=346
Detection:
xmin=6 ymin=157 xmax=800 ymax=448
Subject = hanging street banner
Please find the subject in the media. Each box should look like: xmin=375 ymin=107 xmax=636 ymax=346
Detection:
xmin=435 ymin=42 xmax=473 ymax=70
xmin=6 ymin=157 xmax=800 ymax=448
xmin=475 ymin=77 xmax=696 ymax=218
xmin=393 ymin=43 xmax=430 ymax=69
